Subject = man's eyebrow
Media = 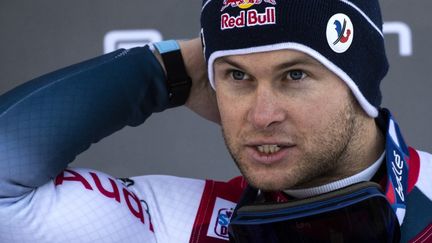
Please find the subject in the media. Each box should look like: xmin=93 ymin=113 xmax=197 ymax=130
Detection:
xmin=217 ymin=55 xmax=323 ymax=71
xmin=216 ymin=56 xmax=247 ymax=70
xmin=275 ymin=56 xmax=323 ymax=70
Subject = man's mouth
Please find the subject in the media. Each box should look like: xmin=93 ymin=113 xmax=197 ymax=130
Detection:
xmin=245 ymin=142 xmax=295 ymax=165
xmin=256 ymin=144 xmax=281 ymax=154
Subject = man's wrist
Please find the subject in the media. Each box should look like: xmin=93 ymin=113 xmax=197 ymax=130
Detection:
xmin=152 ymin=40 xmax=192 ymax=108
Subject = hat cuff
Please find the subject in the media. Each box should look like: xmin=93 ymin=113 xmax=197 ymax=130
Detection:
xmin=207 ymin=42 xmax=379 ymax=118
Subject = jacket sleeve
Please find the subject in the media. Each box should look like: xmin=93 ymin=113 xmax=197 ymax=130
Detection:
xmin=0 ymin=46 xmax=169 ymax=199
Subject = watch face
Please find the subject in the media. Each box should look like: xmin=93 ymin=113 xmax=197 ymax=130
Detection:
xmin=154 ymin=40 xmax=181 ymax=54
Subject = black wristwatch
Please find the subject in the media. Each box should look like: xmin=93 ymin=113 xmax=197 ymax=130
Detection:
xmin=153 ymin=40 xmax=192 ymax=108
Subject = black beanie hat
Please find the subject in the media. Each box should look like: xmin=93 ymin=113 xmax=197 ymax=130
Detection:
xmin=201 ymin=0 xmax=389 ymax=117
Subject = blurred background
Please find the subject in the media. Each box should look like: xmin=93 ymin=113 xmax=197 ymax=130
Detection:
xmin=0 ymin=0 xmax=430 ymax=181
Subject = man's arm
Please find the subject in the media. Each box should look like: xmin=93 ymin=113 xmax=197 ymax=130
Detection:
xmin=0 ymin=46 xmax=169 ymax=200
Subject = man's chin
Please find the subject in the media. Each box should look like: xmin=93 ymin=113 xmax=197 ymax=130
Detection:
xmin=243 ymin=173 xmax=300 ymax=191
xmin=236 ymin=161 xmax=304 ymax=191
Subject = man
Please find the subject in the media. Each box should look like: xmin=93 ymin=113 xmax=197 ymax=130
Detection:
xmin=0 ymin=0 xmax=431 ymax=243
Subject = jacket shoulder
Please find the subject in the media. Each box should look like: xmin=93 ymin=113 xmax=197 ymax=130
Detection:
xmin=413 ymin=149 xmax=432 ymax=200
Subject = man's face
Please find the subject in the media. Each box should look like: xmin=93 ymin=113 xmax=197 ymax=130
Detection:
xmin=214 ymin=49 xmax=364 ymax=191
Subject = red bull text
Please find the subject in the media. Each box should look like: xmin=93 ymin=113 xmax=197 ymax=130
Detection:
xmin=221 ymin=7 xmax=276 ymax=30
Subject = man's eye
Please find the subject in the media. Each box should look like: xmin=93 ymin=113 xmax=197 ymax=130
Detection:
xmin=287 ymin=70 xmax=306 ymax=80
xmin=231 ymin=70 xmax=248 ymax=80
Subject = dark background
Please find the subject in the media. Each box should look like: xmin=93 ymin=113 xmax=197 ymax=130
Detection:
xmin=0 ymin=1 xmax=429 ymax=180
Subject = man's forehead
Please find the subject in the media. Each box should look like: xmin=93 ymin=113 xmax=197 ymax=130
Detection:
xmin=214 ymin=49 xmax=325 ymax=69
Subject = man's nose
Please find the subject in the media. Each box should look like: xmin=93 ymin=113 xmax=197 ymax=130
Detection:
xmin=247 ymin=85 xmax=286 ymax=130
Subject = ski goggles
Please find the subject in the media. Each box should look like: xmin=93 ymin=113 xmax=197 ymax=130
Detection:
xmin=228 ymin=182 xmax=400 ymax=243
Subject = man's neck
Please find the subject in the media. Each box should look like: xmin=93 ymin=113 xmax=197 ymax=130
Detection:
xmin=345 ymin=118 xmax=386 ymax=178
xmin=284 ymin=151 xmax=385 ymax=198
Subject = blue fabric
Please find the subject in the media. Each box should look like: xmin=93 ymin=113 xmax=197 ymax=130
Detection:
xmin=0 ymin=46 xmax=169 ymax=199
xmin=401 ymin=187 xmax=432 ymax=242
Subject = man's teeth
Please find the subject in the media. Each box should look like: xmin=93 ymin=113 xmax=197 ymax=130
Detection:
xmin=257 ymin=145 xmax=281 ymax=154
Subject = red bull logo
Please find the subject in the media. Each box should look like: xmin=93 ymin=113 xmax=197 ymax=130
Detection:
xmin=221 ymin=0 xmax=277 ymax=12
xmin=221 ymin=7 xmax=276 ymax=30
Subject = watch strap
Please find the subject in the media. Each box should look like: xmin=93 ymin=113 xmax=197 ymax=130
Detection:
xmin=153 ymin=40 xmax=192 ymax=108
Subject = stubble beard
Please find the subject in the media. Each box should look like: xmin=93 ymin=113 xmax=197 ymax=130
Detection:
xmin=221 ymin=98 xmax=360 ymax=191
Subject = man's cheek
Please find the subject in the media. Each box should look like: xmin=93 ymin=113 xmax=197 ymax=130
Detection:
xmin=220 ymin=111 xmax=239 ymax=128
